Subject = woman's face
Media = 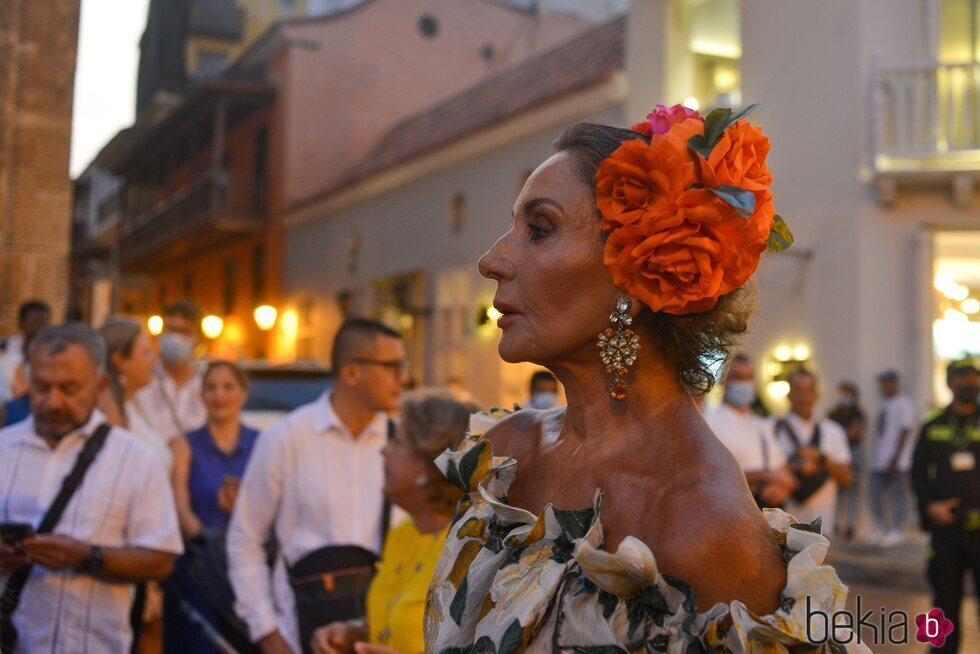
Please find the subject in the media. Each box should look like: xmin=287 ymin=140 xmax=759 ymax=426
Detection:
xmin=202 ymin=366 xmax=247 ymax=423
xmin=382 ymin=423 xmax=432 ymax=508
xmin=479 ymin=152 xmax=623 ymax=365
xmin=116 ymin=332 xmax=157 ymax=392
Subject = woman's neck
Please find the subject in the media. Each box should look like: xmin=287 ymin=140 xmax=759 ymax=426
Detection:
xmin=208 ymin=418 xmax=241 ymax=452
xmin=547 ymin=341 xmax=693 ymax=448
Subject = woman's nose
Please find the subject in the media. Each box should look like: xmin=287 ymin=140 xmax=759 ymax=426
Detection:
xmin=478 ymin=232 xmax=516 ymax=281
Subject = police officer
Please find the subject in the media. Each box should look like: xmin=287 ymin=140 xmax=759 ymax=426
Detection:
xmin=911 ymin=358 xmax=980 ymax=653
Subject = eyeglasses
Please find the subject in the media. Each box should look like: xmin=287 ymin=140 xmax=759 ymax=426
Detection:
xmin=349 ymin=358 xmax=410 ymax=374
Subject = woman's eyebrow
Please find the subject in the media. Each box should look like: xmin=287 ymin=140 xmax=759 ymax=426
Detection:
xmin=522 ymin=197 xmax=565 ymax=216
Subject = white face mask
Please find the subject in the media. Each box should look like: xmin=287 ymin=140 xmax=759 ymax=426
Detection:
xmin=529 ymin=392 xmax=558 ymax=410
xmin=158 ymin=333 xmax=194 ymax=365
xmin=724 ymin=380 xmax=756 ymax=408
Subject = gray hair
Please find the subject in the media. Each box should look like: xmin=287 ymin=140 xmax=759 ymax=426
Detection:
xmin=29 ymin=324 xmax=107 ymax=373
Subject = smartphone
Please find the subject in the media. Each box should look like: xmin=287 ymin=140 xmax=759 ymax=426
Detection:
xmin=0 ymin=522 xmax=35 ymax=546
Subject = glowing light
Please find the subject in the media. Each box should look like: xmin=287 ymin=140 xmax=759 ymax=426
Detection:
xmin=688 ymin=39 xmax=742 ymax=59
xmin=951 ymin=284 xmax=970 ymax=301
xmin=682 ymin=96 xmax=700 ymax=112
xmin=280 ymin=309 xmax=299 ymax=339
xmin=944 ymin=308 xmax=968 ymax=323
xmin=962 ymin=298 xmax=980 ymax=314
xmin=201 ymin=315 xmax=224 ymax=340
xmin=934 ymin=273 xmax=953 ymax=291
xmin=774 ymin=345 xmax=792 ymax=362
xmin=253 ymin=305 xmax=278 ymax=331
xmin=399 ymin=314 xmax=414 ymax=330
xmin=793 ymin=344 xmax=811 ymax=361
xmin=486 ymin=306 xmax=503 ymax=322
xmin=147 ymin=315 xmax=163 ymax=336
xmin=767 ymin=380 xmax=791 ymax=399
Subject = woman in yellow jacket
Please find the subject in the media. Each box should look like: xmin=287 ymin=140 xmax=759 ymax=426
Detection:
xmin=311 ymin=389 xmax=476 ymax=654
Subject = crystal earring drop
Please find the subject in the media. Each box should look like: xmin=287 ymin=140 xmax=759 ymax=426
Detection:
xmin=598 ymin=296 xmax=640 ymax=401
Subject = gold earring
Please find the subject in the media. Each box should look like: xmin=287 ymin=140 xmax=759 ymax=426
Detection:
xmin=598 ymin=296 xmax=640 ymax=401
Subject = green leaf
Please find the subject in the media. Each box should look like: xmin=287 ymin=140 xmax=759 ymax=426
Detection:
xmin=765 ymin=215 xmax=795 ymax=253
xmin=449 ymin=575 xmax=468 ymax=625
xmin=497 ymin=619 xmax=524 ymax=654
xmin=687 ymin=103 xmax=760 ymax=159
xmin=708 ymin=185 xmax=756 ymax=218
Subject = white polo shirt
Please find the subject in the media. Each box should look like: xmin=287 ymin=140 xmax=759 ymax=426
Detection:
xmin=0 ymin=410 xmax=183 ymax=654
xmin=227 ymin=394 xmax=389 ymax=652
xmin=705 ymin=403 xmax=786 ymax=473
xmin=774 ymin=412 xmax=852 ymax=534
xmin=132 ymin=367 xmax=207 ymax=441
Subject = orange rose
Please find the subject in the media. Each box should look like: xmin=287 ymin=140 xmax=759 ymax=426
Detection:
xmin=704 ymin=120 xmax=774 ymax=237
xmin=602 ymin=189 xmax=766 ymax=314
xmin=595 ymin=137 xmax=695 ymax=228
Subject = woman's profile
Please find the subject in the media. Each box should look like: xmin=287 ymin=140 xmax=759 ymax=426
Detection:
xmin=425 ymin=105 xmax=865 ymax=653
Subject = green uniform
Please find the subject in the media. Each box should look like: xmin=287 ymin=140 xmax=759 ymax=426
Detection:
xmin=911 ymin=403 xmax=980 ymax=653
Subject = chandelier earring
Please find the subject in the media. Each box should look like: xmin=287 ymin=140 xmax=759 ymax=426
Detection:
xmin=598 ymin=296 xmax=640 ymax=401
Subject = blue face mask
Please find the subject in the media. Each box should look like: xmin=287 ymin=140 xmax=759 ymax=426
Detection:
xmin=529 ymin=392 xmax=557 ymax=410
xmin=725 ymin=380 xmax=756 ymax=408
xmin=158 ymin=333 xmax=194 ymax=365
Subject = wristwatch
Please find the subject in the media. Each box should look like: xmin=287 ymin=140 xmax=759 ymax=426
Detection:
xmin=79 ymin=545 xmax=104 ymax=575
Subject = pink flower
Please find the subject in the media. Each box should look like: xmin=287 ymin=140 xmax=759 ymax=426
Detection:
xmin=645 ymin=104 xmax=703 ymax=135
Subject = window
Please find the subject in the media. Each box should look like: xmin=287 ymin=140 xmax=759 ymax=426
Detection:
xmin=223 ymin=260 xmax=236 ymax=314
xmin=194 ymin=50 xmax=229 ymax=81
xmin=668 ymin=0 xmax=742 ymax=111
xmin=252 ymin=245 xmax=266 ymax=302
xmin=939 ymin=0 xmax=980 ymax=63
xmin=418 ymin=15 xmax=439 ymax=39
xmin=449 ymin=193 xmax=466 ymax=232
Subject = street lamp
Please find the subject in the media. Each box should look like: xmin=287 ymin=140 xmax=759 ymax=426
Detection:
xmin=253 ymin=305 xmax=278 ymax=331
xmin=147 ymin=315 xmax=163 ymax=336
xmin=201 ymin=315 xmax=224 ymax=340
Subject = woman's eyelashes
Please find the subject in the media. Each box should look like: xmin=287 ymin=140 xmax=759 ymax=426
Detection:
xmin=527 ymin=222 xmax=548 ymax=242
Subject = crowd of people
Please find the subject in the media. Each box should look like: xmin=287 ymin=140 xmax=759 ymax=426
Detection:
xmin=0 ymin=293 xmax=977 ymax=653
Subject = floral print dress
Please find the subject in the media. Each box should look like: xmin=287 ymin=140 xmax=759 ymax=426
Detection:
xmin=424 ymin=411 xmax=870 ymax=654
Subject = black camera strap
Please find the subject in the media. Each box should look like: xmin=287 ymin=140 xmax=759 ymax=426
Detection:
xmin=1 ymin=422 xmax=111 ymax=654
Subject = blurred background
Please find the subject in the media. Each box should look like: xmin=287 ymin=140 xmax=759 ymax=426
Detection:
xmin=2 ymin=1 xmax=980 ymax=650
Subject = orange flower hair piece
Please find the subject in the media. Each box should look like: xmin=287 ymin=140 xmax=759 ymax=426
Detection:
xmin=596 ymin=103 xmax=793 ymax=315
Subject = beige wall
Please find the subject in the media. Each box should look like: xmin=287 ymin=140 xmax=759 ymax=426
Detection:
xmin=0 ymin=0 xmax=80 ymax=334
xmin=278 ymin=0 xmax=587 ymax=206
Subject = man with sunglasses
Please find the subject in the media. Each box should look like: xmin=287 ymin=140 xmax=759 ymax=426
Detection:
xmin=228 ymin=319 xmax=407 ymax=654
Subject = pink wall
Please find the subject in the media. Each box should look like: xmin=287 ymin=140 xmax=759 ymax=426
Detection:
xmin=277 ymin=0 xmax=587 ymax=207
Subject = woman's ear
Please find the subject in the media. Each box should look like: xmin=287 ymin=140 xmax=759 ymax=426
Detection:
xmin=109 ymin=351 xmax=127 ymax=374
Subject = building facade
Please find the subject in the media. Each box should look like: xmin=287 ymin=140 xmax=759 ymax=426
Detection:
xmin=73 ymin=0 xmax=588 ymax=360
xmin=280 ymin=0 xmax=980 ymax=414
xmin=0 ymin=0 xmax=81 ymax=333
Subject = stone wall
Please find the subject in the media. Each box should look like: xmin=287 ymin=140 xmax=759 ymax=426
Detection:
xmin=0 ymin=0 xmax=80 ymax=334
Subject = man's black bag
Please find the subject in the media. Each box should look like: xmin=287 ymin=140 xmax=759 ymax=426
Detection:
xmin=776 ymin=419 xmax=829 ymax=504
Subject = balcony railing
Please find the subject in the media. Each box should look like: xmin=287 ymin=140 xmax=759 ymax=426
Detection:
xmin=120 ymin=170 xmax=263 ymax=268
xmin=873 ymin=62 xmax=980 ymax=170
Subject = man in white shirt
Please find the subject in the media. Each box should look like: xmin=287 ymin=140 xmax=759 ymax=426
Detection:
xmin=228 ymin=319 xmax=408 ymax=654
xmin=0 ymin=325 xmax=182 ymax=654
xmin=705 ymin=354 xmax=796 ymax=508
xmin=133 ymin=300 xmax=207 ymax=440
xmin=0 ymin=301 xmax=51 ymax=407
xmin=869 ymin=370 xmax=916 ymax=546
xmin=774 ymin=370 xmax=854 ymax=535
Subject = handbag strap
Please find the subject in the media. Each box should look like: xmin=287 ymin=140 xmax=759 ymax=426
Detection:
xmin=380 ymin=420 xmax=395 ymax=542
xmin=1 ymin=423 xmax=112 ymax=654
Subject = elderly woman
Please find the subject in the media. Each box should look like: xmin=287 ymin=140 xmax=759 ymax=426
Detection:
xmin=311 ymin=390 xmax=476 ymax=654
xmin=425 ymin=106 xmax=866 ymax=653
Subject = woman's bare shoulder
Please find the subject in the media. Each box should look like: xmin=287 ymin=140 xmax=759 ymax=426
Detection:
xmin=653 ymin=476 xmax=786 ymax=614
xmin=482 ymin=406 xmax=565 ymax=461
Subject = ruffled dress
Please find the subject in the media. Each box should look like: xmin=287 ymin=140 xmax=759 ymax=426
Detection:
xmin=424 ymin=410 xmax=870 ymax=653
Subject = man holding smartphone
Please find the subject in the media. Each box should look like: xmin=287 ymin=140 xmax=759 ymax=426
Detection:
xmin=0 ymin=325 xmax=183 ymax=653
